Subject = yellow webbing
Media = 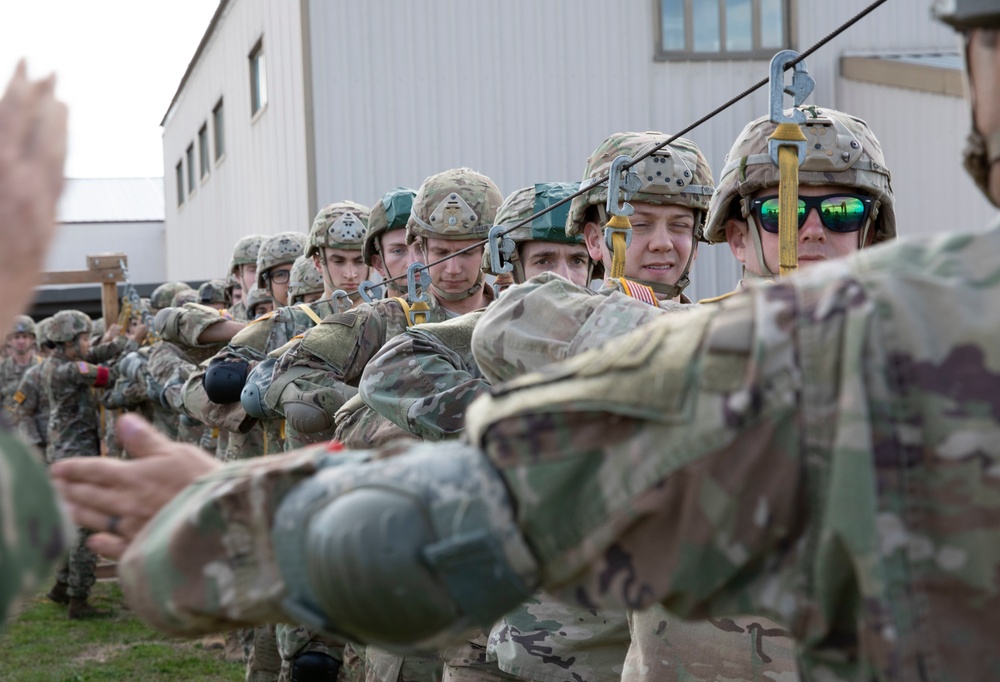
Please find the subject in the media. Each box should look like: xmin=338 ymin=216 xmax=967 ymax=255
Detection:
xmin=280 ymin=420 xmax=286 ymax=441
xmin=300 ymin=303 xmax=322 ymax=325
xmin=606 ymin=214 xmax=632 ymax=279
xmin=392 ymin=297 xmax=428 ymax=327
xmin=769 ymin=122 xmax=806 ymax=276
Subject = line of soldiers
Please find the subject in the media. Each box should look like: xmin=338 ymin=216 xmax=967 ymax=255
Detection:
xmin=45 ymin=109 xmax=886 ymax=681
xmin=5 ymin=2 xmax=1000 ymax=681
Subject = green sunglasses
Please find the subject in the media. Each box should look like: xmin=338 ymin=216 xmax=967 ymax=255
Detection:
xmin=750 ymin=193 xmax=874 ymax=234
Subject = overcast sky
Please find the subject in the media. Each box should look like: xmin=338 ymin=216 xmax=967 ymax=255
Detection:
xmin=0 ymin=0 xmax=220 ymax=178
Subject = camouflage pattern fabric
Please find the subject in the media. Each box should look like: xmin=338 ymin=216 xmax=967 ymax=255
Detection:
xmin=12 ymin=360 xmax=49 ymax=451
xmin=262 ymin=298 xmax=452 ymax=445
xmin=405 ymin=168 xmax=502 ymax=244
xmin=334 ymin=394 xmax=420 ymax=451
xmin=147 ymin=341 xmax=214 ymax=446
xmin=462 ymin=220 xmax=1000 ymax=681
xmin=360 ymin=312 xmax=486 ymax=441
xmin=0 ymin=354 xmax=41 ymax=415
xmin=230 ymin=300 xmax=249 ymax=323
xmin=41 ymin=351 xmax=111 ymax=462
xmin=0 ymin=427 xmax=71 ymax=631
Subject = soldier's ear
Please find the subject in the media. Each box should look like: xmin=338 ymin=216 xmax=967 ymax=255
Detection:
xmin=724 ymin=218 xmax=750 ymax=266
xmin=582 ymin=222 xmax=605 ymax=263
xmin=370 ymin=253 xmax=386 ymax=278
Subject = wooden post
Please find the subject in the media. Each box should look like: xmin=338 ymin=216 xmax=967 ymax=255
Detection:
xmin=39 ymin=252 xmax=128 ymax=326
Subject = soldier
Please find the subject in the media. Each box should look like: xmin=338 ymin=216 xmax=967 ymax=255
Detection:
xmin=149 ymin=281 xmax=194 ymax=314
xmin=53 ymin=4 xmax=1000 ymax=678
xmin=0 ymin=61 xmax=73 ymax=634
xmin=308 ymin=200 xmax=370 ymax=307
xmin=228 ymin=271 xmax=244 ymax=310
xmin=198 ymin=279 xmax=229 ymax=311
xmin=362 ymin=187 xmax=420 ymax=299
xmin=229 ymin=235 xmax=267 ymax=322
xmin=288 ymin=255 xmax=325 ymax=306
xmin=246 ymin=286 xmax=275 ymax=319
xmin=258 ymin=169 xmax=499 ymax=451
xmin=13 ymin=318 xmax=52 ymax=453
xmin=1 ymin=314 xmax=41 ymax=415
xmin=701 ymin=107 xmax=895 ymax=298
xmin=361 ymin=183 xmax=621 ymax=682
xmin=42 ymin=309 xmax=141 ymax=617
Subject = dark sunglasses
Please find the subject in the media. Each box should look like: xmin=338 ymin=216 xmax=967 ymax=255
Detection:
xmin=261 ymin=268 xmax=291 ymax=285
xmin=750 ymin=193 xmax=874 ymax=234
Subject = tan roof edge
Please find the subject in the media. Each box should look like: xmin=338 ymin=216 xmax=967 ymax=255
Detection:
xmin=840 ymin=55 xmax=965 ymax=98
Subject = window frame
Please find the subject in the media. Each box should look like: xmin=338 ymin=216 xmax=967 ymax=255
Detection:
xmin=198 ymin=122 xmax=210 ymax=181
xmin=186 ymin=143 xmax=196 ymax=196
xmin=175 ymin=160 xmax=185 ymax=208
xmin=249 ymin=38 xmax=268 ymax=118
xmin=653 ymin=0 xmax=794 ymax=61
xmin=213 ymin=98 xmax=226 ymax=163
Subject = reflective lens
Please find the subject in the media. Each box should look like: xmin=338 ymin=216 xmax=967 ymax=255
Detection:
xmin=752 ymin=194 xmax=873 ymax=234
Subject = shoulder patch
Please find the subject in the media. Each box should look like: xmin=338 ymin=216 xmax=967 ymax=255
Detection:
xmin=323 ymin=309 xmax=361 ymax=328
xmin=13 ymin=391 xmax=25 ymax=404
xmin=77 ymin=362 xmax=90 ymax=374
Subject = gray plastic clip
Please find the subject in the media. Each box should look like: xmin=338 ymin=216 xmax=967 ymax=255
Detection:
xmin=358 ymin=280 xmax=383 ymax=302
xmin=487 ymin=225 xmax=515 ymax=274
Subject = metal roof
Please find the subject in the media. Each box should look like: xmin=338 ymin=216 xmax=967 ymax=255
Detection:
xmin=871 ymin=51 xmax=963 ymax=70
xmin=57 ymin=177 xmax=165 ymax=224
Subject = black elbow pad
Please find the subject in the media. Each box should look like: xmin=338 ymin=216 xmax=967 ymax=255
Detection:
xmin=203 ymin=357 xmax=250 ymax=404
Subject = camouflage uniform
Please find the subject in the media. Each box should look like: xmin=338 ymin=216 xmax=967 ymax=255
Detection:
xmin=42 ymin=311 xmax=119 ymax=609
xmin=13 ymin=358 xmax=49 ymax=452
xmin=287 ymin=255 xmax=326 ymax=305
xmin=0 ymin=315 xmax=40 ymax=416
xmin=0 ymin=426 xmax=72 ymax=631
xmin=230 ymin=235 xmax=268 ymax=322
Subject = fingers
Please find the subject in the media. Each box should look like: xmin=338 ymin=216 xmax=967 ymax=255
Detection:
xmin=117 ymin=413 xmax=173 ymax=459
xmin=53 ymin=477 xmax=146 ymax=527
xmin=51 ymin=455 xmax=130 ymax=486
xmin=87 ymin=532 xmax=129 ymax=561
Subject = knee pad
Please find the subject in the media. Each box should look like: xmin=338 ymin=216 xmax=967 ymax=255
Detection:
xmin=290 ymin=651 xmax=340 ymax=682
xmin=241 ymin=358 xmax=277 ymax=419
xmin=274 ymin=442 xmax=538 ymax=651
xmin=203 ymin=357 xmax=250 ymax=404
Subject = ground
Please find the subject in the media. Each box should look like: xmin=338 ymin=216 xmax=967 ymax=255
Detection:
xmin=0 ymin=580 xmax=244 ymax=681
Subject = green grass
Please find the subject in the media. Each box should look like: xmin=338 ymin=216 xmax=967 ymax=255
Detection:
xmin=0 ymin=581 xmax=244 ymax=681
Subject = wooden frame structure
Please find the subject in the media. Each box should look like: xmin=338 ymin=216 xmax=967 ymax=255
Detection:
xmin=39 ymin=252 xmax=127 ymax=326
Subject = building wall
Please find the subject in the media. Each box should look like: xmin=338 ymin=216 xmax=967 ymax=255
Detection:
xmin=162 ymin=0 xmax=311 ymax=282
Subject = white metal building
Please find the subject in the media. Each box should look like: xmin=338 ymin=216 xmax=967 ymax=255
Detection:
xmin=161 ymin=0 xmax=996 ymax=301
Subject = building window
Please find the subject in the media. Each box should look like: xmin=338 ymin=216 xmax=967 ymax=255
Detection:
xmin=186 ymin=144 xmax=196 ymax=195
xmin=213 ymin=98 xmax=225 ymax=160
xmin=198 ymin=123 xmax=210 ymax=180
xmin=249 ymin=39 xmax=267 ymax=116
xmin=175 ymin=161 xmax=185 ymax=207
xmin=656 ymin=0 xmax=790 ymax=60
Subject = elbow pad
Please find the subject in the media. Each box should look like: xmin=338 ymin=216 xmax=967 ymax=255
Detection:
xmin=203 ymin=357 xmax=250 ymax=404
xmin=274 ymin=441 xmax=538 ymax=651
xmin=241 ymin=357 xmax=278 ymax=420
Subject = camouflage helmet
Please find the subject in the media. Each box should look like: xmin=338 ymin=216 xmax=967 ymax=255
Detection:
xmin=566 ymin=132 xmax=715 ymax=238
xmin=306 ymin=201 xmax=371 ymax=258
xmin=484 ymin=183 xmax=594 ymax=282
xmin=150 ymin=281 xmax=194 ymax=311
xmin=171 ymin=289 xmax=198 ymax=307
xmin=256 ymin=232 xmax=308 ymax=289
xmin=230 ymin=234 xmax=267 ymax=274
xmin=363 ymin=187 xmax=416 ymax=266
xmin=704 ymin=107 xmax=895 ymax=245
xmin=287 ymin=255 xmax=325 ymax=304
xmin=35 ymin=317 xmax=52 ymax=346
xmin=198 ymin=279 xmax=228 ymax=306
xmin=245 ymin=286 xmax=274 ymax=317
xmin=406 ymin=168 xmax=503 ymax=244
xmin=932 ymin=0 xmax=1000 ymax=29
xmin=48 ymin=310 xmax=92 ymax=344
xmin=9 ymin=314 xmax=36 ymax=337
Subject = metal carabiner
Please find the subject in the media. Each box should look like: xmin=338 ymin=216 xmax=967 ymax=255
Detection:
xmin=358 ymin=280 xmax=384 ymax=303
xmin=487 ymin=225 xmax=515 ymax=274
xmin=407 ymin=262 xmax=431 ymax=304
xmin=603 ymin=155 xmax=641 ymax=252
xmin=768 ymin=50 xmax=815 ymax=166
xmin=331 ymin=290 xmax=353 ymax=313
